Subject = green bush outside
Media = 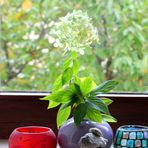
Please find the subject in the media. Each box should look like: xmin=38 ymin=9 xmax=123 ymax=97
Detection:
xmin=0 ymin=0 xmax=147 ymax=92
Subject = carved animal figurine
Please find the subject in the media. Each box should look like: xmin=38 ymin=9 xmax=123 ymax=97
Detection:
xmin=79 ymin=128 xmax=108 ymax=148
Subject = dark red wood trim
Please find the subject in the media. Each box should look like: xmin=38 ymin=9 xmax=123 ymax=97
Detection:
xmin=0 ymin=91 xmax=148 ymax=139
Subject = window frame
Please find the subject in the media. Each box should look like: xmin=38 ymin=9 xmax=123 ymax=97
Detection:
xmin=0 ymin=91 xmax=148 ymax=139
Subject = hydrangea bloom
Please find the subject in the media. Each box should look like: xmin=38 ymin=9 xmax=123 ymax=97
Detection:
xmin=50 ymin=10 xmax=99 ymax=54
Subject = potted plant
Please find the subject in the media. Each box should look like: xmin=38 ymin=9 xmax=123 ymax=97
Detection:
xmin=42 ymin=10 xmax=118 ymax=148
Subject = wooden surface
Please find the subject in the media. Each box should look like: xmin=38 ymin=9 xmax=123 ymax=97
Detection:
xmin=0 ymin=140 xmax=61 ymax=148
xmin=0 ymin=140 xmax=113 ymax=148
xmin=0 ymin=140 xmax=8 ymax=148
xmin=0 ymin=92 xmax=148 ymax=139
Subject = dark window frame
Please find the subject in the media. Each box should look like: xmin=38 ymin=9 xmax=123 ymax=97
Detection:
xmin=0 ymin=91 xmax=148 ymax=139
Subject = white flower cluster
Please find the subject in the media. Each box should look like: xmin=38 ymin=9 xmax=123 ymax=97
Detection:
xmin=50 ymin=10 xmax=99 ymax=54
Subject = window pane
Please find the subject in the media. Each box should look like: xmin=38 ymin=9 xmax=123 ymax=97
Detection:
xmin=0 ymin=0 xmax=147 ymax=92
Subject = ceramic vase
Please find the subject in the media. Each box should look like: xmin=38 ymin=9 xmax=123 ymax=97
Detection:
xmin=58 ymin=118 xmax=113 ymax=148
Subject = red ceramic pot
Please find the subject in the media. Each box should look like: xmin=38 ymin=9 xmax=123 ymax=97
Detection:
xmin=9 ymin=126 xmax=57 ymax=148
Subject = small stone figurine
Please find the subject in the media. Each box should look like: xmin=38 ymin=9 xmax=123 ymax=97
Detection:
xmin=79 ymin=128 xmax=108 ymax=148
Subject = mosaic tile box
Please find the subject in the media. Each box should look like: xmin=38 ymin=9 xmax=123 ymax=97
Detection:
xmin=114 ymin=125 xmax=148 ymax=148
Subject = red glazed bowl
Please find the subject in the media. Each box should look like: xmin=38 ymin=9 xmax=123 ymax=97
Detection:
xmin=8 ymin=126 xmax=57 ymax=148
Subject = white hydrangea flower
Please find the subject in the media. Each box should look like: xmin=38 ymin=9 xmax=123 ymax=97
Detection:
xmin=50 ymin=10 xmax=99 ymax=54
xmin=29 ymin=31 xmax=39 ymax=41
xmin=41 ymin=48 xmax=49 ymax=54
xmin=23 ymin=31 xmax=39 ymax=41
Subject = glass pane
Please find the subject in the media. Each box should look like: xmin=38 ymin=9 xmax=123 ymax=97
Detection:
xmin=0 ymin=0 xmax=147 ymax=92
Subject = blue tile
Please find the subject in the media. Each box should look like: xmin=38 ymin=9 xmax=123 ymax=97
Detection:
xmin=121 ymin=139 xmax=127 ymax=146
xmin=127 ymin=140 xmax=134 ymax=147
xmin=144 ymin=132 xmax=148 ymax=139
xmin=129 ymin=132 xmax=136 ymax=139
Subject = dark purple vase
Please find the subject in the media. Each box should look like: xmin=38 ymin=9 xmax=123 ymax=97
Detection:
xmin=58 ymin=118 xmax=113 ymax=148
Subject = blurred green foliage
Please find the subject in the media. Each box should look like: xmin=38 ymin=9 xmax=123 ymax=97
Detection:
xmin=0 ymin=0 xmax=147 ymax=91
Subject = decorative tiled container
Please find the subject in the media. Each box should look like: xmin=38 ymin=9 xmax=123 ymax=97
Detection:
xmin=114 ymin=125 xmax=148 ymax=148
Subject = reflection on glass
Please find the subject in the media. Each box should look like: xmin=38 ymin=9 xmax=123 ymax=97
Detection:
xmin=0 ymin=1 xmax=147 ymax=91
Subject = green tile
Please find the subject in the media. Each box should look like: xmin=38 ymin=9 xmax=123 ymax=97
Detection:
xmin=116 ymin=131 xmax=122 ymax=145
xmin=142 ymin=140 xmax=147 ymax=147
xmin=137 ymin=132 xmax=143 ymax=139
xmin=116 ymin=137 xmax=121 ymax=145
xmin=118 ymin=131 xmax=123 ymax=138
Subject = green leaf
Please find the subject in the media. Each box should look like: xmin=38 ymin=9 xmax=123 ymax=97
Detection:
xmin=86 ymin=98 xmax=110 ymax=115
xmin=73 ymin=60 xmax=79 ymax=75
xmin=101 ymin=98 xmax=113 ymax=105
xmin=74 ymin=76 xmax=81 ymax=85
xmin=63 ymin=57 xmax=73 ymax=70
xmin=93 ymin=80 xmax=118 ymax=94
xmin=74 ymin=83 xmax=83 ymax=96
xmin=40 ymin=95 xmax=51 ymax=101
xmin=86 ymin=107 xmax=102 ymax=123
xmin=80 ymin=77 xmax=96 ymax=96
xmin=52 ymin=75 xmax=62 ymax=91
xmin=62 ymin=67 xmax=73 ymax=85
xmin=74 ymin=103 xmax=88 ymax=126
xmin=102 ymin=114 xmax=117 ymax=123
xmin=71 ymin=51 xmax=77 ymax=59
xmin=57 ymin=105 xmax=71 ymax=128
xmin=60 ymin=100 xmax=74 ymax=110
xmin=48 ymin=100 xmax=60 ymax=109
xmin=48 ymin=89 xmax=74 ymax=103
